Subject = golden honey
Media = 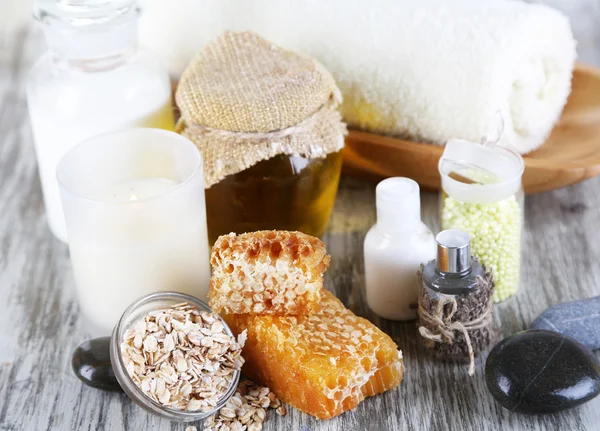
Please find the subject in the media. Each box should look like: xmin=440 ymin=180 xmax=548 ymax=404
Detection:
xmin=205 ymin=151 xmax=343 ymax=244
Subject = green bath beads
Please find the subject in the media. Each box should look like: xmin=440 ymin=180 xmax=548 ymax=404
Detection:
xmin=441 ymin=195 xmax=521 ymax=302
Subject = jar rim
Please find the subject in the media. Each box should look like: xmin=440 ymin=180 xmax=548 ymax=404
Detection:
xmin=109 ymin=291 xmax=240 ymax=422
xmin=438 ymin=139 xmax=524 ymax=203
xmin=56 ymin=128 xmax=203 ymax=207
xmin=438 ymin=139 xmax=525 ymax=182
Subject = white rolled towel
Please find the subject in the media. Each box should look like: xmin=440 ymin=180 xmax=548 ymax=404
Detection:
xmin=139 ymin=0 xmax=576 ymax=154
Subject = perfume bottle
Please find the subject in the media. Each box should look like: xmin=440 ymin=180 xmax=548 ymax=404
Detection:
xmin=364 ymin=177 xmax=436 ymax=321
xmin=418 ymin=229 xmax=496 ymax=374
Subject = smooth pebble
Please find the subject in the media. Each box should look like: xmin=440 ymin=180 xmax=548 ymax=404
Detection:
xmin=531 ymin=296 xmax=600 ymax=350
xmin=486 ymin=330 xmax=600 ymax=414
xmin=72 ymin=337 xmax=122 ymax=392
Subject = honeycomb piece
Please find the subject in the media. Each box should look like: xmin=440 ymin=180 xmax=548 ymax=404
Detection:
xmin=223 ymin=290 xmax=404 ymax=419
xmin=209 ymin=231 xmax=330 ymax=315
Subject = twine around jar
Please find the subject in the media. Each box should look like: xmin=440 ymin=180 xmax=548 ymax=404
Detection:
xmin=176 ymin=94 xmax=342 ymax=142
xmin=176 ymin=95 xmax=346 ymax=188
xmin=418 ymin=295 xmax=493 ymax=376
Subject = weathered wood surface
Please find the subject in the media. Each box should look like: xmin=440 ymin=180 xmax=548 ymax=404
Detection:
xmin=2 ymin=2 xmax=600 ymax=430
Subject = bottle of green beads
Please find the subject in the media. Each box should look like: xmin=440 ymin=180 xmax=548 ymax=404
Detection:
xmin=438 ymin=139 xmax=524 ymax=302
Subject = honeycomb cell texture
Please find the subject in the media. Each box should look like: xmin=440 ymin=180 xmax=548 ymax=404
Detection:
xmin=223 ymin=289 xmax=404 ymax=419
xmin=209 ymin=231 xmax=330 ymax=315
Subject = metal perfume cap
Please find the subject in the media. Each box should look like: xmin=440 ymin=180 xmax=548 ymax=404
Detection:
xmin=436 ymin=229 xmax=471 ymax=274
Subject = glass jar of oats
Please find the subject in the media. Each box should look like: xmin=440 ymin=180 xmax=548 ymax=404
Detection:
xmin=110 ymin=292 xmax=240 ymax=421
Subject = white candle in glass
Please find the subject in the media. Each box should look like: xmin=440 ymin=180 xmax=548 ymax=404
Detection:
xmin=57 ymin=128 xmax=210 ymax=334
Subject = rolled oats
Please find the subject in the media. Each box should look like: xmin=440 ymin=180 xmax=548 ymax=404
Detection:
xmin=203 ymin=380 xmax=286 ymax=431
xmin=120 ymin=302 xmax=246 ymax=412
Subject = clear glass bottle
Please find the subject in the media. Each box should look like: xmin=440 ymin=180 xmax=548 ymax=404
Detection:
xmin=27 ymin=0 xmax=175 ymax=243
xmin=438 ymin=139 xmax=524 ymax=302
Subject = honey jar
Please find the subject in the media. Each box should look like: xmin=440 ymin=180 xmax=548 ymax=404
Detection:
xmin=175 ymin=32 xmax=346 ymax=244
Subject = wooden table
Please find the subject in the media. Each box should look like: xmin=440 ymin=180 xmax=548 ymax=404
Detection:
xmin=2 ymin=3 xmax=600 ymax=430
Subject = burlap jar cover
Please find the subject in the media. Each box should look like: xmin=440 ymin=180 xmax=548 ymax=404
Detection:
xmin=175 ymin=31 xmax=347 ymax=188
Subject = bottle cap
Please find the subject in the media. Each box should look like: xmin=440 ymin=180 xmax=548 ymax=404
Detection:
xmin=376 ymin=177 xmax=421 ymax=233
xmin=436 ymin=229 xmax=471 ymax=274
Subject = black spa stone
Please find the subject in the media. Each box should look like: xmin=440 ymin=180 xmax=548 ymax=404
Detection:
xmin=72 ymin=337 xmax=122 ymax=391
xmin=485 ymin=330 xmax=600 ymax=414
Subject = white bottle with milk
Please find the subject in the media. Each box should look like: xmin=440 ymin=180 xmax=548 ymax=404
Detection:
xmin=364 ymin=177 xmax=437 ymax=321
xmin=27 ymin=0 xmax=174 ymax=242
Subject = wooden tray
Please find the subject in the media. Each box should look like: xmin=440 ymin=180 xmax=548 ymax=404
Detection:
xmin=342 ymin=64 xmax=600 ymax=194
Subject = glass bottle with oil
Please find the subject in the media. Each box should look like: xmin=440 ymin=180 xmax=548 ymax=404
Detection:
xmin=27 ymin=0 xmax=174 ymax=242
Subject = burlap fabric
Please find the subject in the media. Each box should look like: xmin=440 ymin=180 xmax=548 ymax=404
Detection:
xmin=175 ymin=31 xmax=346 ymax=188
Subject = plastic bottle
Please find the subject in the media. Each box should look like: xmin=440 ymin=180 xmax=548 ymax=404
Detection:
xmin=364 ymin=177 xmax=436 ymax=320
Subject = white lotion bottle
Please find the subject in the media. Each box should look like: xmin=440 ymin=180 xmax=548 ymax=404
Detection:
xmin=364 ymin=177 xmax=436 ymax=320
